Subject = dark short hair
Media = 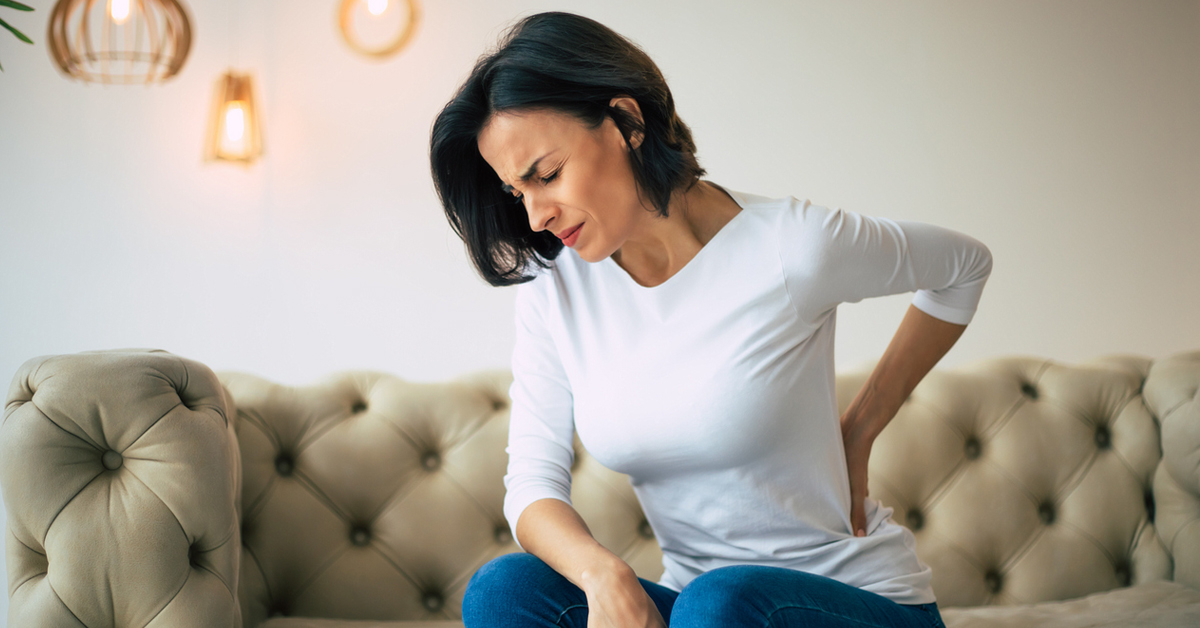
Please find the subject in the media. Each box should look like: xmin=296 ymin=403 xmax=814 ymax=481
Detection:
xmin=429 ymin=11 xmax=707 ymax=287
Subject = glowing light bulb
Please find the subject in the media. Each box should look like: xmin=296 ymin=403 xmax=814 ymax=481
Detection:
xmin=109 ymin=0 xmax=131 ymax=24
xmin=224 ymin=102 xmax=246 ymax=141
xmin=219 ymin=101 xmax=248 ymax=156
xmin=366 ymin=0 xmax=388 ymax=16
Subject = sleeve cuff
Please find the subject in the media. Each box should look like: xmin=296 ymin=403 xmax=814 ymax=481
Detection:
xmin=503 ymin=491 xmax=573 ymax=551
xmin=911 ymin=291 xmax=976 ymax=326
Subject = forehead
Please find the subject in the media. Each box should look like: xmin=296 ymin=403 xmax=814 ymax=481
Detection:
xmin=477 ymin=109 xmax=583 ymax=181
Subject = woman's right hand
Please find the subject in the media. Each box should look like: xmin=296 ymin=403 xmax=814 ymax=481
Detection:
xmin=580 ymin=560 xmax=667 ymax=628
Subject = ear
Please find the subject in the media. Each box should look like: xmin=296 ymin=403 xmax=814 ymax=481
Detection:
xmin=609 ymin=95 xmax=645 ymax=150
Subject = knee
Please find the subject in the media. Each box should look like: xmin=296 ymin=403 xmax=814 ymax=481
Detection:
xmin=462 ymin=552 xmax=551 ymax=623
xmin=672 ymin=565 xmax=765 ymax=622
xmin=465 ymin=552 xmax=544 ymax=601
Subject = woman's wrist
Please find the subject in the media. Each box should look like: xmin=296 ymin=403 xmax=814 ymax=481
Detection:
xmin=578 ymin=553 xmax=636 ymax=594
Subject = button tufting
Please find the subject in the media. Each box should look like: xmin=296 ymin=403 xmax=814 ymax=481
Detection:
xmin=493 ymin=399 xmax=506 ymax=411
xmin=188 ymin=544 xmax=200 ymax=565
xmin=1145 ymin=490 xmax=1156 ymax=523
xmin=421 ymin=452 xmax=441 ymax=471
xmin=1094 ymin=426 xmax=1111 ymax=449
xmin=422 ymin=592 xmax=444 ymax=611
xmin=984 ymin=570 xmax=1003 ymax=594
xmin=1037 ymin=502 xmax=1056 ymax=525
xmin=1020 ymin=382 xmax=1039 ymax=400
xmin=102 ymin=450 xmax=123 ymax=470
xmin=350 ymin=527 xmax=371 ymax=546
xmin=494 ymin=525 xmax=513 ymax=545
xmin=351 ymin=400 xmax=368 ymax=414
xmin=1114 ymin=562 xmax=1131 ymax=586
xmin=905 ymin=510 xmax=925 ymax=531
xmin=275 ymin=454 xmax=294 ymax=476
xmin=964 ymin=437 xmax=982 ymax=460
xmin=638 ymin=519 xmax=655 ymax=540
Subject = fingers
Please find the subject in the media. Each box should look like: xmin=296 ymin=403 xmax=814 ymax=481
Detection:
xmin=851 ymin=496 xmax=867 ymax=537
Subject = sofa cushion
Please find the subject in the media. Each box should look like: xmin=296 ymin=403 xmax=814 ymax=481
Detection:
xmin=940 ymin=581 xmax=1200 ymax=627
xmin=253 ymin=582 xmax=1200 ymax=628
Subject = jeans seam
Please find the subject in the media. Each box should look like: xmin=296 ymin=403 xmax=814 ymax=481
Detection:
xmin=764 ymin=603 xmax=932 ymax=628
xmin=917 ymin=604 xmax=945 ymax=628
xmin=555 ymin=603 xmax=588 ymax=626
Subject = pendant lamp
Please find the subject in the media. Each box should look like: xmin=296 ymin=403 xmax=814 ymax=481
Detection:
xmin=337 ymin=0 xmax=419 ymax=59
xmin=47 ymin=0 xmax=192 ymax=84
xmin=204 ymin=71 xmax=263 ymax=164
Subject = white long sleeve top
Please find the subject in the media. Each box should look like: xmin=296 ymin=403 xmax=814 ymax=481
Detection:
xmin=502 ymin=182 xmax=993 ymax=605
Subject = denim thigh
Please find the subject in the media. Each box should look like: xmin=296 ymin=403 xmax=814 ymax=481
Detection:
xmin=462 ymin=552 xmax=680 ymax=627
xmin=669 ymin=564 xmax=945 ymax=628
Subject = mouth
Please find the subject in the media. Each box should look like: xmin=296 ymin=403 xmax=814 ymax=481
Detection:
xmin=558 ymin=223 xmax=583 ymax=243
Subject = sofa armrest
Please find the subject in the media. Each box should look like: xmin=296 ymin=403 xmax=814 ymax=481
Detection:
xmin=1147 ymin=350 xmax=1200 ymax=589
xmin=1 ymin=349 xmax=243 ymax=627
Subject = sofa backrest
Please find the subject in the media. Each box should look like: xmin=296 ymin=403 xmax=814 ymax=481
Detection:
xmin=2 ymin=349 xmax=244 ymax=628
xmin=216 ymin=351 xmax=1200 ymax=624
xmin=835 ymin=353 xmax=1186 ymax=607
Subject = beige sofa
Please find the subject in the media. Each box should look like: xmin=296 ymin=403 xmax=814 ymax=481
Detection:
xmin=3 ymin=348 xmax=1199 ymax=627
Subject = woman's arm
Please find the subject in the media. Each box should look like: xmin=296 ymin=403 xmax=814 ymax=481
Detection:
xmin=775 ymin=199 xmax=992 ymax=536
xmin=504 ymin=280 xmax=666 ymax=627
xmin=516 ymin=498 xmax=632 ymax=588
xmin=839 ymin=303 xmax=969 ymax=536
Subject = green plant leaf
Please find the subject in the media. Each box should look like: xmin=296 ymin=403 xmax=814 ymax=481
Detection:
xmin=0 ymin=16 xmax=32 ymax=44
xmin=0 ymin=1 xmax=35 ymax=11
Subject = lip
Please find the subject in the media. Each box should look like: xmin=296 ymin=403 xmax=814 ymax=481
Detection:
xmin=557 ymin=223 xmax=583 ymax=246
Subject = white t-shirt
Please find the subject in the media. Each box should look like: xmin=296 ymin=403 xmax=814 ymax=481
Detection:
xmin=502 ymin=182 xmax=993 ymax=605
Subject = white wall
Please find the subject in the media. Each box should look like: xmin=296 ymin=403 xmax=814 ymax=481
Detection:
xmin=0 ymin=0 xmax=1197 ymax=620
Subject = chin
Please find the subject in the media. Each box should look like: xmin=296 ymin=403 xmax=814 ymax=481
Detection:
xmin=572 ymin=247 xmax=603 ymax=264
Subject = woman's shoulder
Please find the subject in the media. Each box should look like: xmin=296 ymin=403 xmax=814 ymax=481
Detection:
xmin=712 ymin=185 xmax=827 ymax=240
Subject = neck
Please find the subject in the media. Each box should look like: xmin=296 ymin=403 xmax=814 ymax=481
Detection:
xmin=611 ymin=180 xmax=738 ymax=280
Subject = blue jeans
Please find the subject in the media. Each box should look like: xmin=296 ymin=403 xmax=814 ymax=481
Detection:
xmin=463 ymin=552 xmax=946 ymax=627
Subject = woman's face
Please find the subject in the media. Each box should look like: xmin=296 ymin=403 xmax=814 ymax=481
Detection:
xmin=476 ymin=99 xmax=647 ymax=263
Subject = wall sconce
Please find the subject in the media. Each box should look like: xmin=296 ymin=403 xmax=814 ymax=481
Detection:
xmin=47 ymin=0 xmax=193 ymax=84
xmin=337 ymin=0 xmax=419 ymax=59
xmin=204 ymin=71 xmax=263 ymax=164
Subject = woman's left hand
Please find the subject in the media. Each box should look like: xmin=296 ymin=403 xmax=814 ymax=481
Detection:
xmin=841 ymin=419 xmax=873 ymax=538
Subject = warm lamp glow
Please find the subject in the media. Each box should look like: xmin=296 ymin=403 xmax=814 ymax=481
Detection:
xmin=109 ymin=0 xmax=131 ymax=24
xmin=48 ymin=0 xmax=192 ymax=84
xmin=220 ymin=101 xmax=248 ymax=153
xmin=205 ymin=71 xmax=263 ymax=164
xmin=338 ymin=0 xmax=419 ymax=59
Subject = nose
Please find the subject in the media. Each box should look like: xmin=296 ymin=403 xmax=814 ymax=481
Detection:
xmin=523 ymin=189 xmax=559 ymax=233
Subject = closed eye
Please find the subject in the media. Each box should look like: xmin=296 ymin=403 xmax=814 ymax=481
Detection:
xmin=512 ymin=168 xmax=560 ymax=200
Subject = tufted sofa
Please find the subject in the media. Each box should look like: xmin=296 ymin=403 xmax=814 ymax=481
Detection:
xmin=3 ymin=347 xmax=1200 ymax=627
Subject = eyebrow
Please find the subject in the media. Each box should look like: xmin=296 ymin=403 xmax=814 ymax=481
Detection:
xmin=499 ymin=152 xmax=553 ymax=194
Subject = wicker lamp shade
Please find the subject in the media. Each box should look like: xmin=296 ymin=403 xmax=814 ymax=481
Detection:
xmin=204 ymin=70 xmax=263 ymax=164
xmin=338 ymin=0 xmax=419 ymax=59
xmin=47 ymin=0 xmax=193 ymax=84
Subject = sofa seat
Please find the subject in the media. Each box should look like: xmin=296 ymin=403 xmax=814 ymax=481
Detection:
xmin=253 ymin=582 xmax=1200 ymax=628
xmin=940 ymin=580 xmax=1200 ymax=627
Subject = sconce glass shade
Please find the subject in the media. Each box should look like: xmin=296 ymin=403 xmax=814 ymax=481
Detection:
xmin=338 ymin=0 xmax=419 ymax=59
xmin=47 ymin=0 xmax=193 ymax=84
xmin=204 ymin=71 xmax=263 ymax=164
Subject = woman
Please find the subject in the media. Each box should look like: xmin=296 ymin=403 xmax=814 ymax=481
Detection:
xmin=430 ymin=11 xmax=990 ymax=628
